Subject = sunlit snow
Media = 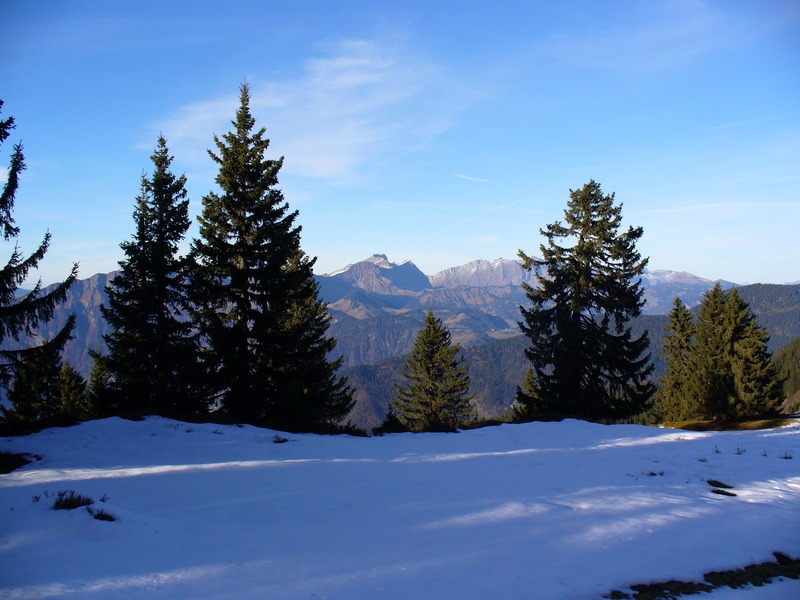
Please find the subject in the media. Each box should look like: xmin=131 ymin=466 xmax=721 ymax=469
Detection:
xmin=1 ymin=417 xmax=799 ymax=599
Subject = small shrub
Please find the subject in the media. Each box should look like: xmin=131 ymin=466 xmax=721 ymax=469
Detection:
xmin=272 ymin=434 xmax=289 ymax=444
xmin=88 ymin=507 xmax=117 ymax=522
xmin=52 ymin=490 xmax=94 ymax=510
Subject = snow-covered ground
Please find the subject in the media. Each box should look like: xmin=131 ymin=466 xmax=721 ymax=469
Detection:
xmin=1 ymin=417 xmax=799 ymax=599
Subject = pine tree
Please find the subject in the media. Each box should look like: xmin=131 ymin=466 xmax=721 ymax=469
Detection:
xmin=58 ymin=363 xmax=91 ymax=422
xmin=657 ymin=297 xmax=697 ymax=421
xmin=688 ymin=285 xmax=782 ymax=419
xmin=514 ymin=368 xmax=547 ymax=421
xmin=3 ymin=339 xmax=62 ymax=426
xmin=189 ymin=83 xmax=352 ymax=431
xmin=730 ymin=317 xmax=782 ymax=417
xmin=516 ymin=180 xmax=653 ymax=420
xmin=3 ymin=348 xmax=91 ymax=430
xmin=392 ymin=311 xmax=476 ymax=432
xmin=687 ymin=283 xmax=733 ymax=418
xmin=94 ymin=136 xmax=198 ymax=418
xmin=0 ymin=100 xmax=78 ymax=396
xmin=774 ymin=336 xmax=800 ymax=407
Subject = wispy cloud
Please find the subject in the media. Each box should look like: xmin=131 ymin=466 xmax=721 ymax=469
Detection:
xmin=634 ymin=200 xmax=799 ymax=217
xmin=154 ymin=38 xmax=468 ymax=186
xmin=454 ymin=172 xmax=491 ymax=184
xmin=542 ymin=2 xmax=732 ymax=73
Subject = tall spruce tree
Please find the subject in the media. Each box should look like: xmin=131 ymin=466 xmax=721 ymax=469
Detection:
xmin=774 ymin=336 xmax=800 ymax=408
xmin=687 ymin=284 xmax=782 ymax=419
xmin=392 ymin=311 xmax=476 ymax=432
xmin=730 ymin=316 xmax=782 ymax=418
xmin=516 ymin=180 xmax=653 ymax=420
xmin=94 ymin=136 xmax=198 ymax=418
xmin=688 ymin=284 xmax=736 ymax=418
xmin=657 ymin=297 xmax=697 ymax=421
xmin=0 ymin=100 xmax=78 ymax=396
xmin=189 ymin=83 xmax=352 ymax=432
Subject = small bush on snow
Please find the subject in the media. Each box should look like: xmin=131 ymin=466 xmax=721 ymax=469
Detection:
xmin=52 ymin=490 xmax=94 ymax=510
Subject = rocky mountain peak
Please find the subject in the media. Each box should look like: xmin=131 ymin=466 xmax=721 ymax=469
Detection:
xmin=430 ymin=258 xmax=538 ymax=288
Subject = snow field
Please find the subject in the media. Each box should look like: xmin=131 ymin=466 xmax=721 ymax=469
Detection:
xmin=1 ymin=417 xmax=799 ymax=599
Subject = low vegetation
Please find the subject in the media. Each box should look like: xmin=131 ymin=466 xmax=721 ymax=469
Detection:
xmin=51 ymin=490 xmax=94 ymax=511
xmin=605 ymin=551 xmax=800 ymax=599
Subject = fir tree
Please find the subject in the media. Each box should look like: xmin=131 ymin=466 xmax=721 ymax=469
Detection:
xmin=0 ymin=100 xmax=78 ymax=399
xmin=688 ymin=284 xmax=736 ymax=418
xmin=773 ymin=336 xmax=800 ymax=405
xmin=657 ymin=297 xmax=697 ymax=421
xmin=189 ymin=83 xmax=352 ymax=431
xmin=516 ymin=180 xmax=653 ymax=420
xmin=731 ymin=317 xmax=782 ymax=417
xmin=3 ymin=339 xmax=62 ymax=426
xmin=94 ymin=136 xmax=198 ymax=418
xmin=687 ymin=285 xmax=782 ymax=419
xmin=392 ymin=311 xmax=476 ymax=432
xmin=58 ymin=363 xmax=91 ymax=422
xmin=725 ymin=289 xmax=782 ymax=417
xmin=3 ymin=347 xmax=91 ymax=430
xmin=514 ymin=368 xmax=547 ymax=421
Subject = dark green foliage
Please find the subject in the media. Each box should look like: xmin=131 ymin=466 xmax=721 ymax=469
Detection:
xmin=372 ymin=410 xmax=410 ymax=435
xmin=514 ymin=369 xmax=546 ymax=421
xmin=729 ymin=307 xmax=783 ymax=418
xmin=516 ymin=180 xmax=653 ymax=421
xmin=656 ymin=297 xmax=698 ymax=421
xmin=189 ymin=83 xmax=352 ymax=431
xmin=2 ymin=330 xmax=91 ymax=430
xmin=94 ymin=136 xmax=200 ymax=419
xmin=86 ymin=358 xmax=112 ymax=417
xmin=773 ymin=336 xmax=800 ymax=403
xmin=58 ymin=363 xmax=91 ymax=421
xmin=671 ymin=284 xmax=783 ymax=420
xmin=0 ymin=100 xmax=78 ymax=395
xmin=5 ymin=339 xmax=63 ymax=424
xmin=392 ymin=311 xmax=476 ymax=432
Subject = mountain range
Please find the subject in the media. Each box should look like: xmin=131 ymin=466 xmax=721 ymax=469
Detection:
xmin=10 ymin=254 xmax=799 ymax=429
xmin=14 ymin=254 xmax=775 ymax=376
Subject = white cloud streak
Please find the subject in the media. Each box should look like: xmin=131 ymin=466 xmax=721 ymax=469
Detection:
xmin=454 ymin=172 xmax=491 ymax=183
xmin=154 ymin=38 xmax=466 ymax=186
xmin=542 ymin=1 xmax=732 ymax=73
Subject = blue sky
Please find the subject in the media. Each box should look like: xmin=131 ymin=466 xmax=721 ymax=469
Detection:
xmin=2 ymin=0 xmax=799 ymax=285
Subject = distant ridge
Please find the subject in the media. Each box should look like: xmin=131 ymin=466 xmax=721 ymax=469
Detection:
xmin=6 ymin=255 xmax=797 ymax=385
